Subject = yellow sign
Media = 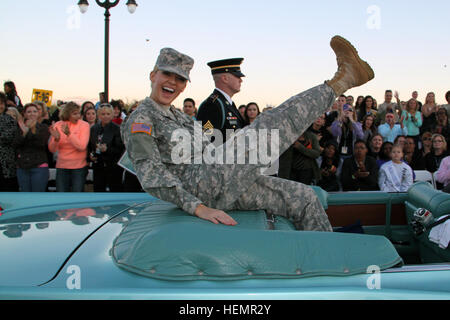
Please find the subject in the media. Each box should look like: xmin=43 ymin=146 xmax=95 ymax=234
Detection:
xmin=32 ymin=89 xmax=53 ymax=107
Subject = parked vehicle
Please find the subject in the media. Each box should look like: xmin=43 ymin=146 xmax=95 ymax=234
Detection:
xmin=1 ymin=182 xmax=449 ymax=299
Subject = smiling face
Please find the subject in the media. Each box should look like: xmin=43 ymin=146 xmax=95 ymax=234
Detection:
xmin=432 ymin=135 xmax=445 ymax=151
xmin=98 ymin=107 xmax=113 ymax=125
xmin=84 ymin=108 xmax=97 ymax=124
xmin=24 ymin=105 xmax=39 ymax=121
xmin=371 ymin=135 xmax=383 ymax=150
xmin=150 ymin=70 xmax=187 ymax=106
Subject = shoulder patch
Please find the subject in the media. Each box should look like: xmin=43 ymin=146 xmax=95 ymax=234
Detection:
xmin=131 ymin=123 xmax=152 ymax=136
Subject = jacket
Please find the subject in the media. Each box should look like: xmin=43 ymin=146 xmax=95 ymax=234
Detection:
xmin=13 ymin=123 xmax=50 ymax=169
xmin=0 ymin=114 xmax=18 ymax=178
xmin=89 ymin=122 xmax=124 ymax=166
xmin=48 ymin=120 xmax=90 ymax=169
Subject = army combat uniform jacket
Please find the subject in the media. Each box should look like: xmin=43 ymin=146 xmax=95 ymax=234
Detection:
xmin=122 ymin=84 xmax=336 ymax=231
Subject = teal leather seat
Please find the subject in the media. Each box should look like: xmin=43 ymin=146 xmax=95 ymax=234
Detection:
xmin=405 ymin=182 xmax=450 ymax=263
xmin=112 ymin=200 xmax=402 ymax=281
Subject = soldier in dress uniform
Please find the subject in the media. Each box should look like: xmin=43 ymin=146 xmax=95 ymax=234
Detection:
xmin=122 ymin=36 xmax=374 ymax=230
xmin=197 ymin=58 xmax=246 ymax=142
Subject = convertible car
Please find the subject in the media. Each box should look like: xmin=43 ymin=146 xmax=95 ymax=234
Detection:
xmin=0 ymin=181 xmax=449 ymax=299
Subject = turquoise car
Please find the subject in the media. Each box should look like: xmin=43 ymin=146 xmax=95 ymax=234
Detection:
xmin=0 ymin=182 xmax=449 ymax=300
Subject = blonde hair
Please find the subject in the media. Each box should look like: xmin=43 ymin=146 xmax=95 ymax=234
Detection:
xmin=6 ymin=106 xmax=22 ymax=122
xmin=432 ymin=133 xmax=447 ymax=151
xmin=425 ymin=92 xmax=436 ymax=105
xmin=406 ymin=98 xmax=418 ymax=113
xmin=391 ymin=144 xmax=404 ymax=153
xmin=97 ymin=103 xmax=114 ymax=114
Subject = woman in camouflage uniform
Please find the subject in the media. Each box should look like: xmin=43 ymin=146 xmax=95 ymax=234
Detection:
xmin=122 ymin=36 xmax=374 ymax=231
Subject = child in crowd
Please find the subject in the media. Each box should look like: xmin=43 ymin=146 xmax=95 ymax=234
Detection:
xmin=378 ymin=144 xmax=413 ymax=192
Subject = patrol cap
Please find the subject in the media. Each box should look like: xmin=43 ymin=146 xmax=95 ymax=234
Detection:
xmin=207 ymin=58 xmax=245 ymax=77
xmin=155 ymin=48 xmax=194 ymax=82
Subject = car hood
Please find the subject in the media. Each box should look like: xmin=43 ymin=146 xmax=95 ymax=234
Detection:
xmin=0 ymin=198 xmax=145 ymax=287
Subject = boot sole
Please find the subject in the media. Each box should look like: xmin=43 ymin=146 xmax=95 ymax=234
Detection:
xmin=330 ymin=36 xmax=375 ymax=82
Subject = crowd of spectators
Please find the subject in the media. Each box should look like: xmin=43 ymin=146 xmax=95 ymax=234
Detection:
xmin=1 ymin=80 xmax=450 ymax=195
xmin=277 ymin=89 xmax=450 ymax=193
xmin=0 ymin=82 xmax=142 ymax=193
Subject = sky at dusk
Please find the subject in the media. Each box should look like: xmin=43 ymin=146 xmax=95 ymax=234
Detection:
xmin=1 ymin=0 xmax=449 ymax=108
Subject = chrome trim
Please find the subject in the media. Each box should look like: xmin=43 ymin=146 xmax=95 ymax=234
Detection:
xmin=383 ymin=263 xmax=450 ymax=273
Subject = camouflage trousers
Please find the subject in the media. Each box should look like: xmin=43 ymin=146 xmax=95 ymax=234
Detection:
xmin=192 ymin=83 xmax=336 ymax=231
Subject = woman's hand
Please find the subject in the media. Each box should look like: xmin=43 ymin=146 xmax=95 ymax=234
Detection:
xmin=49 ymin=124 xmax=60 ymax=141
xmin=194 ymin=204 xmax=238 ymax=226
xmin=25 ymin=119 xmax=37 ymax=134
xmin=18 ymin=120 xmax=29 ymax=136
xmin=98 ymin=143 xmax=107 ymax=152
xmin=62 ymin=123 xmax=70 ymax=136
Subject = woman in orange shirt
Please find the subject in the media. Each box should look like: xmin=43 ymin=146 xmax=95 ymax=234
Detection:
xmin=48 ymin=102 xmax=90 ymax=192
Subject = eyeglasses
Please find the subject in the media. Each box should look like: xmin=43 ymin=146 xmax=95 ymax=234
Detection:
xmin=423 ymin=137 xmax=432 ymax=141
xmin=433 ymin=140 xmax=444 ymax=143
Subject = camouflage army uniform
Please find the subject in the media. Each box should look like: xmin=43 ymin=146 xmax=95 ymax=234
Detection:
xmin=122 ymin=83 xmax=335 ymax=231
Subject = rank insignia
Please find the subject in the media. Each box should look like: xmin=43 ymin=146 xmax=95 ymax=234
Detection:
xmin=203 ymin=120 xmax=214 ymax=135
xmin=131 ymin=123 xmax=152 ymax=136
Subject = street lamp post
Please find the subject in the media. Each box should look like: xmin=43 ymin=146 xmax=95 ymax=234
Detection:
xmin=77 ymin=0 xmax=138 ymax=102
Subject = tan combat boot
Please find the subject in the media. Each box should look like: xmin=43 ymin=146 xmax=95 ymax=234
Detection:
xmin=326 ymin=36 xmax=375 ymax=96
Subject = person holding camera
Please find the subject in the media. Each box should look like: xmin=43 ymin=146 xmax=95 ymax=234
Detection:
xmin=330 ymin=104 xmax=364 ymax=158
xmin=88 ymin=103 xmax=125 ymax=192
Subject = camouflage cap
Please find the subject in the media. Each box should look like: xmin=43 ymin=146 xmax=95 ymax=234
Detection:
xmin=155 ymin=48 xmax=194 ymax=82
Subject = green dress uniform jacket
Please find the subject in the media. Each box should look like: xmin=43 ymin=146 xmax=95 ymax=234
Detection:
xmin=197 ymin=89 xmax=246 ymax=141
